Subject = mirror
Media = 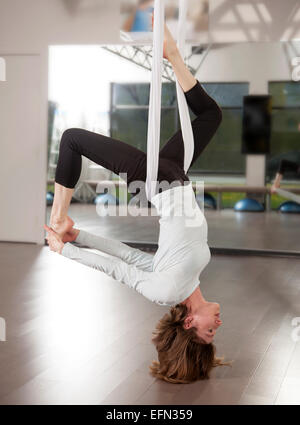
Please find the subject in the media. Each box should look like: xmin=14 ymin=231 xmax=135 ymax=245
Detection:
xmin=47 ymin=37 xmax=300 ymax=255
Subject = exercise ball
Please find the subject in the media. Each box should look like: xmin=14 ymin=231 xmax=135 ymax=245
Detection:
xmin=94 ymin=193 xmax=119 ymax=205
xmin=196 ymin=193 xmax=216 ymax=210
xmin=46 ymin=191 xmax=54 ymax=206
xmin=234 ymin=198 xmax=264 ymax=212
xmin=279 ymin=201 xmax=300 ymax=213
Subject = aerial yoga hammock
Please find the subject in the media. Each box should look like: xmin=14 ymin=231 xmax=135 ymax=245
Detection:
xmin=145 ymin=0 xmax=194 ymax=200
xmin=46 ymin=0 xmax=225 ymax=383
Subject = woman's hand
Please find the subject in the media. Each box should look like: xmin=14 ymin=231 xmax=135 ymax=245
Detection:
xmin=270 ymin=184 xmax=278 ymax=194
xmin=270 ymin=173 xmax=282 ymax=194
xmin=50 ymin=215 xmax=75 ymax=238
xmin=62 ymin=227 xmax=80 ymax=243
xmin=44 ymin=224 xmax=64 ymax=254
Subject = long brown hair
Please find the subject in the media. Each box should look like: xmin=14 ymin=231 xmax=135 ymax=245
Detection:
xmin=149 ymin=303 xmax=228 ymax=384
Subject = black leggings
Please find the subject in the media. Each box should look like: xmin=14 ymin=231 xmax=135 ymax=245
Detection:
xmin=278 ymin=159 xmax=300 ymax=176
xmin=55 ymin=80 xmax=222 ymax=189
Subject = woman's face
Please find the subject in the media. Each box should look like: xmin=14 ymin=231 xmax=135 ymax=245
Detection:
xmin=184 ymin=302 xmax=222 ymax=344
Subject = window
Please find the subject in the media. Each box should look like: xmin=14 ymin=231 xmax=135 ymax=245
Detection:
xmin=110 ymin=81 xmax=249 ymax=175
xmin=267 ymin=81 xmax=300 ymax=180
xmin=191 ymin=83 xmax=248 ymax=174
xmin=110 ymin=82 xmax=178 ymax=152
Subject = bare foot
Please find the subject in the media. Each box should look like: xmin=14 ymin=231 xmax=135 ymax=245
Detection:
xmin=50 ymin=216 xmax=74 ymax=238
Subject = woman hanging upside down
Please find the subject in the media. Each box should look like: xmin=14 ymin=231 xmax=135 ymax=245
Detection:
xmin=271 ymin=158 xmax=300 ymax=193
xmin=45 ymin=23 xmax=228 ymax=384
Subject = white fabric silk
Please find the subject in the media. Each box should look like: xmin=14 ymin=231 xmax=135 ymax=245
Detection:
xmin=175 ymin=0 xmax=194 ymax=173
xmin=145 ymin=0 xmax=194 ymax=200
xmin=145 ymin=0 xmax=164 ymax=200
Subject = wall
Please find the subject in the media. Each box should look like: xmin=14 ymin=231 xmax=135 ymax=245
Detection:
xmin=0 ymin=0 xmax=120 ymax=53
xmin=210 ymin=0 xmax=300 ymax=43
xmin=0 ymin=0 xmax=120 ymax=244
xmin=0 ymin=54 xmax=47 ymax=243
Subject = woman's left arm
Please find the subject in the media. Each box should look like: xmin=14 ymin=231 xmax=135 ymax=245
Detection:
xmin=75 ymin=229 xmax=153 ymax=272
xmin=61 ymin=242 xmax=177 ymax=305
xmin=45 ymin=225 xmax=153 ymax=272
xmin=45 ymin=225 xmax=178 ymax=305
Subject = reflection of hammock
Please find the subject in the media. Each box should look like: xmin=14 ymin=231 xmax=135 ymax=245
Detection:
xmin=275 ymin=188 xmax=300 ymax=204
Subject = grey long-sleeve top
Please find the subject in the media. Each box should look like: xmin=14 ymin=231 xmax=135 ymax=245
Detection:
xmin=61 ymin=183 xmax=211 ymax=306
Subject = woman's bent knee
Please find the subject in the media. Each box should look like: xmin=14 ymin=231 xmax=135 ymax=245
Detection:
xmin=61 ymin=128 xmax=81 ymax=141
xmin=60 ymin=128 xmax=82 ymax=151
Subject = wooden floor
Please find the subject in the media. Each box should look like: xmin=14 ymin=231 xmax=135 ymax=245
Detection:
xmin=0 ymin=208 xmax=300 ymax=404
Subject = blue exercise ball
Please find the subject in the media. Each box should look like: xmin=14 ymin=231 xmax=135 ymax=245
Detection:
xmin=46 ymin=191 xmax=54 ymax=206
xmin=279 ymin=201 xmax=300 ymax=213
xmin=196 ymin=193 xmax=216 ymax=209
xmin=94 ymin=193 xmax=119 ymax=205
xmin=234 ymin=198 xmax=264 ymax=212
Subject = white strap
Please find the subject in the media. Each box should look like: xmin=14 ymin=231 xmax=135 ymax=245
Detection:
xmin=145 ymin=0 xmax=164 ymax=200
xmin=176 ymin=0 xmax=194 ymax=173
xmin=145 ymin=0 xmax=194 ymax=200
